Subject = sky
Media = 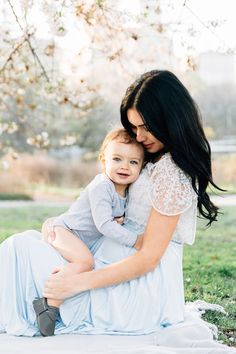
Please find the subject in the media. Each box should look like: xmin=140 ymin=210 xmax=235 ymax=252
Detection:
xmin=164 ymin=0 xmax=236 ymax=55
xmin=1 ymin=0 xmax=236 ymax=57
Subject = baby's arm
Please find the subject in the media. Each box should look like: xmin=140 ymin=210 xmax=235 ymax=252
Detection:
xmin=114 ymin=216 xmax=124 ymax=225
xmin=113 ymin=217 xmax=144 ymax=249
xmin=89 ymin=183 xmax=139 ymax=247
xmin=48 ymin=227 xmax=94 ymax=270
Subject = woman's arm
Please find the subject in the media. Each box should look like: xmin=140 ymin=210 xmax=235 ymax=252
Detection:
xmin=43 ymin=208 xmax=180 ymax=300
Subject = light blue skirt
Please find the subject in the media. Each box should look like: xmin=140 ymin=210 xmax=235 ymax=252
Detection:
xmin=0 ymin=231 xmax=185 ymax=336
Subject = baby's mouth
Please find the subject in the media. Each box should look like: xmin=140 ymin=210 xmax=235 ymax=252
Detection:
xmin=117 ymin=173 xmax=130 ymax=177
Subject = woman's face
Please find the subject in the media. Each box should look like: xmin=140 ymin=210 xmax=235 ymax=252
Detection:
xmin=127 ymin=108 xmax=164 ymax=153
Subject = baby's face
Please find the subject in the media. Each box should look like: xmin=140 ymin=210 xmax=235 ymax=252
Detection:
xmin=104 ymin=140 xmax=144 ymax=186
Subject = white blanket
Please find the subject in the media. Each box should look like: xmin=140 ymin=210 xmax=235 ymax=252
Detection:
xmin=1 ymin=304 xmax=235 ymax=354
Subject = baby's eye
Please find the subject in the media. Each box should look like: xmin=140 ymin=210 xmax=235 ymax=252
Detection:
xmin=130 ymin=160 xmax=138 ymax=165
xmin=113 ymin=157 xmax=121 ymax=162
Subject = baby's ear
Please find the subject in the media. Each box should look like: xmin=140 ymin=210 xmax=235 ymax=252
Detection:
xmin=99 ymin=156 xmax=106 ymax=171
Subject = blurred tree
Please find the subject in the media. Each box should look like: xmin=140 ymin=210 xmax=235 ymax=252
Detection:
xmin=195 ymin=83 xmax=236 ymax=138
xmin=0 ymin=0 xmax=171 ymax=156
xmin=0 ymin=0 xmax=233 ymax=157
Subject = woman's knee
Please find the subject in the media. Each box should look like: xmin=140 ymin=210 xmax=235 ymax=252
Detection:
xmin=7 ymin=230 xmax=41 ymax=250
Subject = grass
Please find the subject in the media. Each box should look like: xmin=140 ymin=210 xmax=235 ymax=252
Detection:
xmin=0 ymin=205 xmax=67 ymax=242
xmin=0 ymin=185 xmax=82 ymax=201
xmin=208 ymin=185 xmax=236 ymax=195
xmin=221 ymin=185 xmax=236 ymax=194
xmin=0 ymin=193 xmax=33 ymax=201
xmin=183 ymin=206 xmax=236 ymax=346
xmin=30 ymin=184 xmax=82 ymax=201
xmin=0 ymin=181 xmax=235 ymax=203
xmin=0 ymin=204 xmax=235 ymax=346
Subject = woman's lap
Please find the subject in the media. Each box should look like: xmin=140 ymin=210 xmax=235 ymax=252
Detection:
xmin=0 ymin=231 xmax=129 ymax=335
xmin=0 ymin=230 xmax=68 ymax=335
xmin=74 ymin=239 xmax=185 ymax=335
xmin=0 ymin=231 xmax=185 ymax=336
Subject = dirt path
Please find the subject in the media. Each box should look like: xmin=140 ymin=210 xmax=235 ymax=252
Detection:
xmin=0 ymin=200 xmax=71 ymax=208
xmin=0 ymin=195 xmax=236 ymax=208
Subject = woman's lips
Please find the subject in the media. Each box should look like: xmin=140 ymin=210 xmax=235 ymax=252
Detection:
xmin=143 ymin=143 xmax=153 ymax=149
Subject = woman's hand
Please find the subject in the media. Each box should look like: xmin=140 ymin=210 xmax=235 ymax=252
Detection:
xmin=41 ymin=217 xmax=57 ymax=243
xmin=43 ymin=263 xmax=84 ymax=300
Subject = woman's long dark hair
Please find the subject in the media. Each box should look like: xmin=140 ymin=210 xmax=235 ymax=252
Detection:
xmin=120 ymin=70 xmax=222 ymax=225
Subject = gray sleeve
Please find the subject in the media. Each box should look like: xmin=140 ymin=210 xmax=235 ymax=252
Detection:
xmin=52 ymin=213 xmax=70 ymax=230
xmin=88 ymin=182 xmax=138 ymax=247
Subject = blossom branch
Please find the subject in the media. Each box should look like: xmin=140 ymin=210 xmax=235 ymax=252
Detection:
xmin=0 ymin=37 xmax=27 ymax=74
xmin=7 ymin=0 xmax=50 ymax=81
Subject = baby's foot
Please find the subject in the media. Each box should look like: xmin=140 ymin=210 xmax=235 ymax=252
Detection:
xmin=33 ymin=297 xmax=59 ymax=336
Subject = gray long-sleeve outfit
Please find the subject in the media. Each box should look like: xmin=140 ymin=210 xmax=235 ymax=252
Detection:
xmin=53 ymin=173 xmax=138 ymax=251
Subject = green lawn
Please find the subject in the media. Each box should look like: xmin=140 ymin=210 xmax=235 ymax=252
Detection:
xmin=0 ymin=205 xmax=235 ymax=346
xmin=183 ymin=207 xmax=236 ymax=346
xmin=0 ymin=205 xmax=66 ymax=242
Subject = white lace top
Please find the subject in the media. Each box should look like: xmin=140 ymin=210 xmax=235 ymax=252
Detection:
xmin=126 ymin=153 xmax=198 ymax=245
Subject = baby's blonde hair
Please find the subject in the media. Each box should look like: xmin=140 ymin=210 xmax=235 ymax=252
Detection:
xmin=98 ymin=128 xmax=144 ymax=165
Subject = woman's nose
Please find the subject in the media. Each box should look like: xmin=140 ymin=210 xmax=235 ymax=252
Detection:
xmin=136 ymin=128 xmax=145 ymax=142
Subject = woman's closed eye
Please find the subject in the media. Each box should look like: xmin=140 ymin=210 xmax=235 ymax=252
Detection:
xmin=131 ymin=125 xmax=149 ymax=136
xmin=141 ymin=125 xmax=149 ymax=132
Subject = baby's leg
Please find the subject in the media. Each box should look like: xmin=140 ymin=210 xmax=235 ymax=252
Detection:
xmin=50 ymin=226 xmax=94 ymax=271
xmin=34 ymin=227 xmax=93 ymax=336
xmin=47 ymin=227 xmax=94 ymax=307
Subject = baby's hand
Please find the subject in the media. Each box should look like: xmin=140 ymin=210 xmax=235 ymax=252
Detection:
xmin=48 ymin=230 xmax=56 ymax=244
xmin=41 ymin=217 xmax=56 ymax=243
xmin=114 ymin=216 xmax=124 ymax=225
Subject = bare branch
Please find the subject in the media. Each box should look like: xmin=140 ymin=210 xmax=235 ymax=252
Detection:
xmin=0 ymin=37 xmax=27 ymax=74
xmin=7 ymin=0 xmax=50 ymax=81
xmin=183 ymin=0 xmax=236 ymax=54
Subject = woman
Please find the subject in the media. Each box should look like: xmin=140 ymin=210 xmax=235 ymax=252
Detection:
xmin=0 ymin=70 xmax=222 ymax=338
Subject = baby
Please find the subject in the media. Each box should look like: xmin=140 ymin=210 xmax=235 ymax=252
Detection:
xmin=33 ymin=128 xmax=145 ymax=336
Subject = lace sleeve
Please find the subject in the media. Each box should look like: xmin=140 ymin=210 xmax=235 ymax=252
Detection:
xmin=149 ymin=155 xmax=194 ymax=216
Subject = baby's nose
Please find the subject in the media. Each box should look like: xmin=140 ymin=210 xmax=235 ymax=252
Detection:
xmin=121 ymin=161 xmax=129 ymax=169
